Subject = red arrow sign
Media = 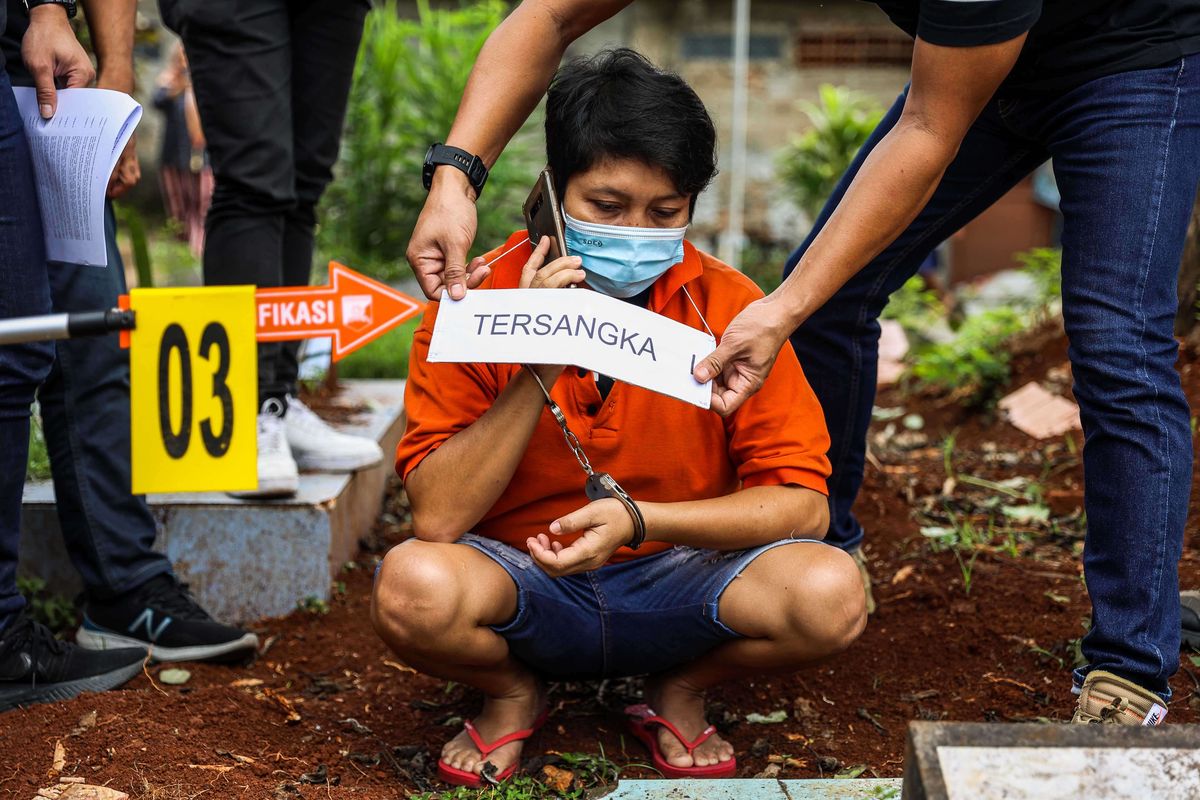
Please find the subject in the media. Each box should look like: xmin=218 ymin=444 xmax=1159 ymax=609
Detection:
xmin=256 ymin=262 xmax=425 ymax=361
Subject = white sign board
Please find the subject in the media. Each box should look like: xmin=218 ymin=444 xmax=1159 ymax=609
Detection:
xmin=428 ymin=289 xmax=715 ymax=408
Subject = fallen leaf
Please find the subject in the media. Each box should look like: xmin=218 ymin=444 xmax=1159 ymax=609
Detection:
xmin=340 ymin=718 xmax=372 ymax=735
xmin=1001 ymin=504 xmax=1050 ymax=524
xmin=793 ymin=697 xmax=820 ymax=721
xmin=784 ymin=757 xmax=807 ymax=769
xmin=900 ymin=690 xmax=940 ymax=702
xmin=745 ymin=710 xmax=788 ymax=724
xmin=891 ymin=565 xmax=915 ymax=585
xmin=835 ymin=764 xmax=868 ymax=779
xmin=70 ymin=711 xmax=97 ymax=737
xmin=754 ymin=763 xmax=782 ymax=779
xmin=52 ymin=740 xmax=66 ymax=772
xmin=187 ymin=765 xmax=233 ymax=773
xmin=541 ymin=764 xmax=574 ymax=792
xmin=56 ymin=786 xmax=129 ymax=800
xmin=230 ymin=678 xmax=264 ymax=688
xmin=158 ymin=668 xmax=191 ymax=686
xmin=261 ymin=688 xmax=302 ymax=723
xmin=382 ymin=660 xmax=417 ymax=674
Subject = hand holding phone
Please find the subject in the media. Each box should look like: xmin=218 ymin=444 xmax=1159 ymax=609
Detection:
xmin=524 ymin=168 xmax=568 ymax=261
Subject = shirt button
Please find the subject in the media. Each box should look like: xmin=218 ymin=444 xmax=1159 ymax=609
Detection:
xmin=586 ymin=403 xmax=600 ymax=415
xmin=577 ymin=368 xmax=588 ymax=377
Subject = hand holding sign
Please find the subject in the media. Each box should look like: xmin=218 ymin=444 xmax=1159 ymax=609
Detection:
xmin=429 ymin=289 xmax=714 ymax=408
xmin=692 ymin=294 xmax=792 ymax=416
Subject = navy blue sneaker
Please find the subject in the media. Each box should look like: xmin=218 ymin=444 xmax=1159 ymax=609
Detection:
xmin=0 ymin=612 xmax=146 ymax=713
xmin=75 ymin=574 xmax=258 ymax=663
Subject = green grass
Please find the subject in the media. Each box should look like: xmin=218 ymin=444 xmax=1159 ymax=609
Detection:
xmin=17 ymin=576 xmax=77 ymax=634
xmin=337 ymin=317 xmax=421 ymax=380
xmin=26 ymin=416 xmax=51 ymax=482
xmin=412 ymin=750 xmax=625 ymax=800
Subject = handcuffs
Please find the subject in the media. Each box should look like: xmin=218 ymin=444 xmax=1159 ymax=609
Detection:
xmin=524 ymin=366 xmax=646 ymax=549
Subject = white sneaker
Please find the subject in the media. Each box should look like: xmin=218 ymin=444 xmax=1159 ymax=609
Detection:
xmin=228 ymin=399 xmax=299 ymax=499
xmin=284 ymin=395 xmax=384 ymax=472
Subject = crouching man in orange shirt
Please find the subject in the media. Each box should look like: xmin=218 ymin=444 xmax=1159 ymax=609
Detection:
xmin=372 ymin=49 xmax=866 ymax=786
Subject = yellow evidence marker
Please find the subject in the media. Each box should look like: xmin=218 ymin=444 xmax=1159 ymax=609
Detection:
xmin=128 ymin=286 xmax=258 ymax=494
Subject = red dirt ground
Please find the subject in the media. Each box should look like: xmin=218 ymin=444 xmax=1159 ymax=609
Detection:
xmin=3 ymin=327 xmax=1200 ymax=798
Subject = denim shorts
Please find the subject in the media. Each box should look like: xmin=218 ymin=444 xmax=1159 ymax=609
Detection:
xmin=457 ymin=533 xmax=824 ymax=679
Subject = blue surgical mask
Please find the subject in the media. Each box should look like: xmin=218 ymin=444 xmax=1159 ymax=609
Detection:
xmin=563 ymin=210 xmax=687 ymax=298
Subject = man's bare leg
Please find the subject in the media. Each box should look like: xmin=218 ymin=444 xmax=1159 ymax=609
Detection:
xmin=645 ymin=543 xmax=867 ymax=769
xmin=371 ymin=539 xmax=544 ymax=778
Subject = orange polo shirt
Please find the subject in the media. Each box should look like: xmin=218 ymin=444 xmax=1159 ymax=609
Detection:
xmin=396 ymin=231 xmax=832 ymax=562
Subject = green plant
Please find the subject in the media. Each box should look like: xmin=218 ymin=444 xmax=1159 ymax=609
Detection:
xmin=319 ymin=0 xmax=540 ymax=283
xmin=17 ymin=576 xmax=77 ymax=634
xmin=297 ymin=595 xmax=331 ymax=615
xmin=908 ymin=308 xmax=1025 ymax=407
xmin=26 ymin=414 xmax=51 ymax=482
xmin=882 ymin=275 xmax=946 ymax=340
xmin=1016 ymin=247 xmax=1062 ymax=306
xmin=114 ymin=202 xmax=154 ymax=288
xmin=738 ymin=241 xmax=793 ymax=294
xmin=336 ymin=317 xmax=421 ymax=379
xmin=411 ymin=750 xmax=625 ymax=800
xmin=777 ymin=85 xmax=884 ymax=219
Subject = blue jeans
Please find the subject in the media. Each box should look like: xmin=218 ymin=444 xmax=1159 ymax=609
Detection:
xmin=38 ymin=206 xmax=172 ymax=599
xmin=455 ymin=534 xmax=825 ymax=679
xmin=0 ymin=70 xmax=54 ymax=631
xmin=786 ymin=58 xmax=1200 ymax=700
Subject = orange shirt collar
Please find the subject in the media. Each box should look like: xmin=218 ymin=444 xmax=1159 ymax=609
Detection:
xmin=486 ymin=232 xmax=703 ymax=310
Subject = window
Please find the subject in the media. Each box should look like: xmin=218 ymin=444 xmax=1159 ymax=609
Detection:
xmin=794 ymin=29 xmax=913 ymax=66
xmin=681 ymin=34 xmax=785 ymax=60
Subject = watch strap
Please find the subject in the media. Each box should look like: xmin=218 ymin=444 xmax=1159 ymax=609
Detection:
xmin=24 ymin=0 xmax=77 ymax=18
xmin=424 ymin=143 xmax=488 ymax=197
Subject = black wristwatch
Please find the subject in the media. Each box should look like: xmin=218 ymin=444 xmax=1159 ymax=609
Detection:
xmin=423 ymin=143 xmax=489 ymax=198
xmin=24 ymin=0 xmax=77 ymax=19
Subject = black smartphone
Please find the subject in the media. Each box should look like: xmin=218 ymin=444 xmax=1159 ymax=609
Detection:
xmin=523 ymin=168 xmax=567 ymax=261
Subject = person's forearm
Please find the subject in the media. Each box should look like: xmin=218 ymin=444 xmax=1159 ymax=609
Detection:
xmin=640 ymin=485 xmax=829 ymax=551
xmin=406 ymin=369 xmax=557 ymax=541
xmin=432 ymin=0 xmax=629 ymax=198
xmin=767 ymin=118 xmax=957 ymax=333
xmin=763 ymin=35 xmax=1026 ymax=335
xmin=82 ymin=0 xmax=136 ymax=92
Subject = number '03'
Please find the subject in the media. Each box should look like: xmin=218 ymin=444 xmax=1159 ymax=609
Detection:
xmin=157 ymin=322 xmax=234 ymax=459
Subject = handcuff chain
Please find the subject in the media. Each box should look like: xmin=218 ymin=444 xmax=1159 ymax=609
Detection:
xmin=524 ymin=366 xmax=593 ymax=476
xmin=523 ymin=365 xmax=645 ymax=550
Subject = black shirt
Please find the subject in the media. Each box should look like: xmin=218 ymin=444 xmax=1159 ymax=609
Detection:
xmin=871 ymin=0 xmax=1200 ymax=93
xmin=0 ymin=2 xmax=7 ymax=74
xmin=0 ymin=0 xmax=30 ymax=83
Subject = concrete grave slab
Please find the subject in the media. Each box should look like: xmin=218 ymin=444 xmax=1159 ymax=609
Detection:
xmin=902 ymin=721 xmax=1200 ymax=799
xmin=20 ymin=380 xmax=405 ymax=623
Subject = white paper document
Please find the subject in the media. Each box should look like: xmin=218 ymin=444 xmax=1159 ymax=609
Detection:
xmin=13 ymin=87 xmax=142 ymax=266
xmin=429 ymin=289 xmax=716 ymax=408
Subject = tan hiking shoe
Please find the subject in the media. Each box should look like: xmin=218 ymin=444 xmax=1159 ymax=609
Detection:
xmin=849 ymin=547 xmax=876 ymax=616
xmin=1070 ymin=670 xmax=1167 ymax=725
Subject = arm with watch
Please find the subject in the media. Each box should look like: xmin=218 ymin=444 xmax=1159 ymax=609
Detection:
xmin=18 ymin=0 xmax=93 ymax=119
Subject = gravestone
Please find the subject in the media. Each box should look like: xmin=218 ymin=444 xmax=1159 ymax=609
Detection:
xmin=902 ymin=721 xmax=1200 ymax=799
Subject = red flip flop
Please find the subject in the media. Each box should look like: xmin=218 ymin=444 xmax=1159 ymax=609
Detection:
xmin=436 ymin=709 xmax=549 ymax=788
xmin=625 ymin=703 xmax=737 ymax=778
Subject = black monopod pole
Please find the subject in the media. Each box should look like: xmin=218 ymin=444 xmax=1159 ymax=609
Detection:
xmin=0 ymin=309 xmax=136 ymax=346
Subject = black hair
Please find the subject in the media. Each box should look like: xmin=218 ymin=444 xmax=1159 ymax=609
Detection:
xmin=545 ymin=48 xmax=717 ymax=216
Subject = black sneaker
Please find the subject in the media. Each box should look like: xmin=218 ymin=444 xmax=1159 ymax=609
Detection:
xmin=75 ymin=574 xmax=259 ymax=663
xmin=0 ymin=612 xmax=146 ymax=712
